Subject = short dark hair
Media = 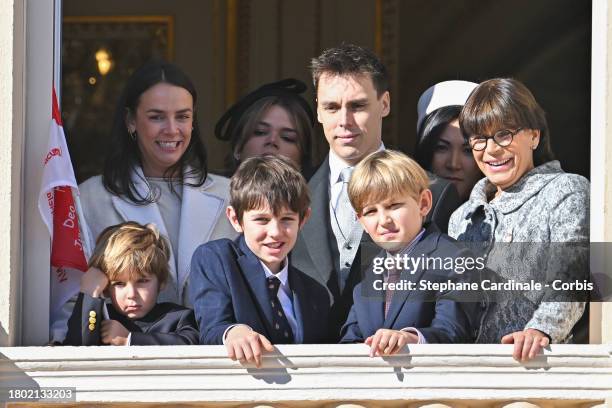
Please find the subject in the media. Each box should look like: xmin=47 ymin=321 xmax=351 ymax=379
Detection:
xmin=416 ymin=105 xmax=463 ymax=170
xmin=230 ymin=155 xmax=310 ymax=222
xmin=102 ymin=60 xmax=208 ymax=204
xmin=310 ymin=43 xmax=388 ymax=97
xmin=459 ymin=78 xmax=555 ymax=166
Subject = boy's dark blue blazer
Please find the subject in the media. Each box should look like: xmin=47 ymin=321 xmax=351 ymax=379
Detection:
xmin=340 ymin=224 xmax=484 ymax=344
xmin=64 ymin=292 xmax=199 ymax=346
xmin=189 ymin=235 xmax=331 ymax=345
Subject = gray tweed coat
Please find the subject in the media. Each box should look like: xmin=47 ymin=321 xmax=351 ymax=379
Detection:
xmin=448 ymin=160 xmax=589 ymax=343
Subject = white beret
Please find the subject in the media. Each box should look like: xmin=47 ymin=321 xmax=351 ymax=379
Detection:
xmin=416 ymin=80 xmax=478 ymax=131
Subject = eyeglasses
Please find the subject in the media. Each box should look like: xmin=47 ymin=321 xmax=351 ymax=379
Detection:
xmin=468 ymin=128 xmax=524 ymax=151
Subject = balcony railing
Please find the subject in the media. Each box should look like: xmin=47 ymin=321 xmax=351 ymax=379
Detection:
xmin=1 ymin=344 xmax=611 ymax=407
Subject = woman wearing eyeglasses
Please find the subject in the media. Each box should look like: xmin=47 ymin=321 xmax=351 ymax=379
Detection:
xmin=448 ymin=78 xmax=589 ymax=361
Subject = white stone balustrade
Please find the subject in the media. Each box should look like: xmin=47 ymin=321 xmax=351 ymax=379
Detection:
xmin=1 ymin=344 xmax=611 ymax=407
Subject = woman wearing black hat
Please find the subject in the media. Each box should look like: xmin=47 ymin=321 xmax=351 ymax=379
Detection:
xmin=215 ymin=78 xmax=315 ymax=176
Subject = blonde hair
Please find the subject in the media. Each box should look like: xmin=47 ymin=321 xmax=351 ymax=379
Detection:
xmin=88 ymin=221 xmax=170 ymax=286
xmin=348 ymin=150 xmax=429 ymax=214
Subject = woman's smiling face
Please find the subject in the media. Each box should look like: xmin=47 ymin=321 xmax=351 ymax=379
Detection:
xmin=471 ymin=127 xmax=539 ymax=192
xmin=127 ymin=82 xmax=194 ymax=178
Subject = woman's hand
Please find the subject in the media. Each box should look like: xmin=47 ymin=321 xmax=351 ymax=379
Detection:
xmin=365 ymin=328 xmax=418 ymax=357
xmin=501 ymin=328 xmax=550 ymax=361
xmin=225 ymin=325 xmax=274 ymax=368
xmin=101 ymin=320 xmax=129 ymax=346
xmin=80 ymin=267 xmax=108 ymax=298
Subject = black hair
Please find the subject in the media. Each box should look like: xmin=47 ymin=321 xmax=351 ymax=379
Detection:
xmin=102 ymin=60 xmax=208 ymax=204
xmin=310 ymin=43 xmax=388 ymax=97
xmin=415 ymin=105 xmax=462 ymax=170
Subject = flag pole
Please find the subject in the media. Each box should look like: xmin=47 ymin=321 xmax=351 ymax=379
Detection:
xmin=51 ymin=0 xmax=92 ymax=259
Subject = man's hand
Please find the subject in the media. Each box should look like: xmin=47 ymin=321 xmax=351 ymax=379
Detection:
xmin=225 ymin=325 xmax=274 ymax=367
xmin=101 ymin=320 xmax=129 ymax=346
xmin=501 ymin=328 xmax=550 ymax=361
xmin=365 ymin=328 xmax=418 ymax=357
xmin=80 ymin=267 xmax=108 ymax=298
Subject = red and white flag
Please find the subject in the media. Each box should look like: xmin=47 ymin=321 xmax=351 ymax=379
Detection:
xmin=38 ymin=88 xmax=89 ymax=325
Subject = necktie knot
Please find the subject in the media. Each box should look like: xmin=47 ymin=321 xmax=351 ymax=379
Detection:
xmin=267 ymin=276 xmax=281 ymax=294
xmin=339 ymin=167 xmax=353 ymax=183
xmin=387 ymin=266 xmax=401 ymax=282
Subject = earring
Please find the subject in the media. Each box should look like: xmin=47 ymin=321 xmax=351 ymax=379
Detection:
xmin=129 ymin=130 xmax=136 ymax=141
xmin=234 ymin=151 xmax=241 ymax=161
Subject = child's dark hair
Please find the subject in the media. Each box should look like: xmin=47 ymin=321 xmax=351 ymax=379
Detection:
xmin=230 ymin=155 xmax=310 ymax=222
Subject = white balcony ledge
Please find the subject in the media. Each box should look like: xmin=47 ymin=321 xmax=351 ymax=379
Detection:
xmin=1 ymin=344 xmax=611 ymax=407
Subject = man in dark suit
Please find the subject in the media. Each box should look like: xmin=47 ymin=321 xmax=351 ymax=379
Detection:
xmin=189 ymin=156 xmax=330 ymax=367
xmin=291 ymin=44 xmax=461 ymax=342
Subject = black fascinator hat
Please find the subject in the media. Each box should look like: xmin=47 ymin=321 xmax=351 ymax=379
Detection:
xmin=214 ymin=78 xmax=315 ymax=143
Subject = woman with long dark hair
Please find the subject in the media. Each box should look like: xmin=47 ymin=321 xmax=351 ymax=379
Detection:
xmin=79 ymin=60 xmax=236 ymax=306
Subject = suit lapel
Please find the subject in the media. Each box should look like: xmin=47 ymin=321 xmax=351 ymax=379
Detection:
xmin=177 ymin=174 xmax=225 ymax=292
xmin=299 ymin=161 xmax=334 ymax=283
xmin=289 ymin=267 xmax=317 ymax=343
xmin=383 ymin=227 xmax=440 ymax=328
xmin=361 ymin=254 xmax=385 ymax=333
xmin=236 ymin=237 xmax=275 ymax=336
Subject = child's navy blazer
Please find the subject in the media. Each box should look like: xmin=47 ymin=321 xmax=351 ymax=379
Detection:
xmin=64 ymin=292 xmax=199 ymax=346
xmin=340 ymin=224 xmax=484 ymax=344
xmin=189 ymin=235 xmax=331 ymax=345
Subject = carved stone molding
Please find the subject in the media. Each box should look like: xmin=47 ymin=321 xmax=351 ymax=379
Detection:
xmin=1 ymin=344 xmax=611 ymax=406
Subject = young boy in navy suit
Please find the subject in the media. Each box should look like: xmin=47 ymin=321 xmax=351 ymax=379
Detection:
xmin=64 ymin=222 xmax=199 ymax=346
xmin=341 ymin=150 xmax=481 ymax=355
xmin=189 ymin=155 xmax=330 ymax=366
